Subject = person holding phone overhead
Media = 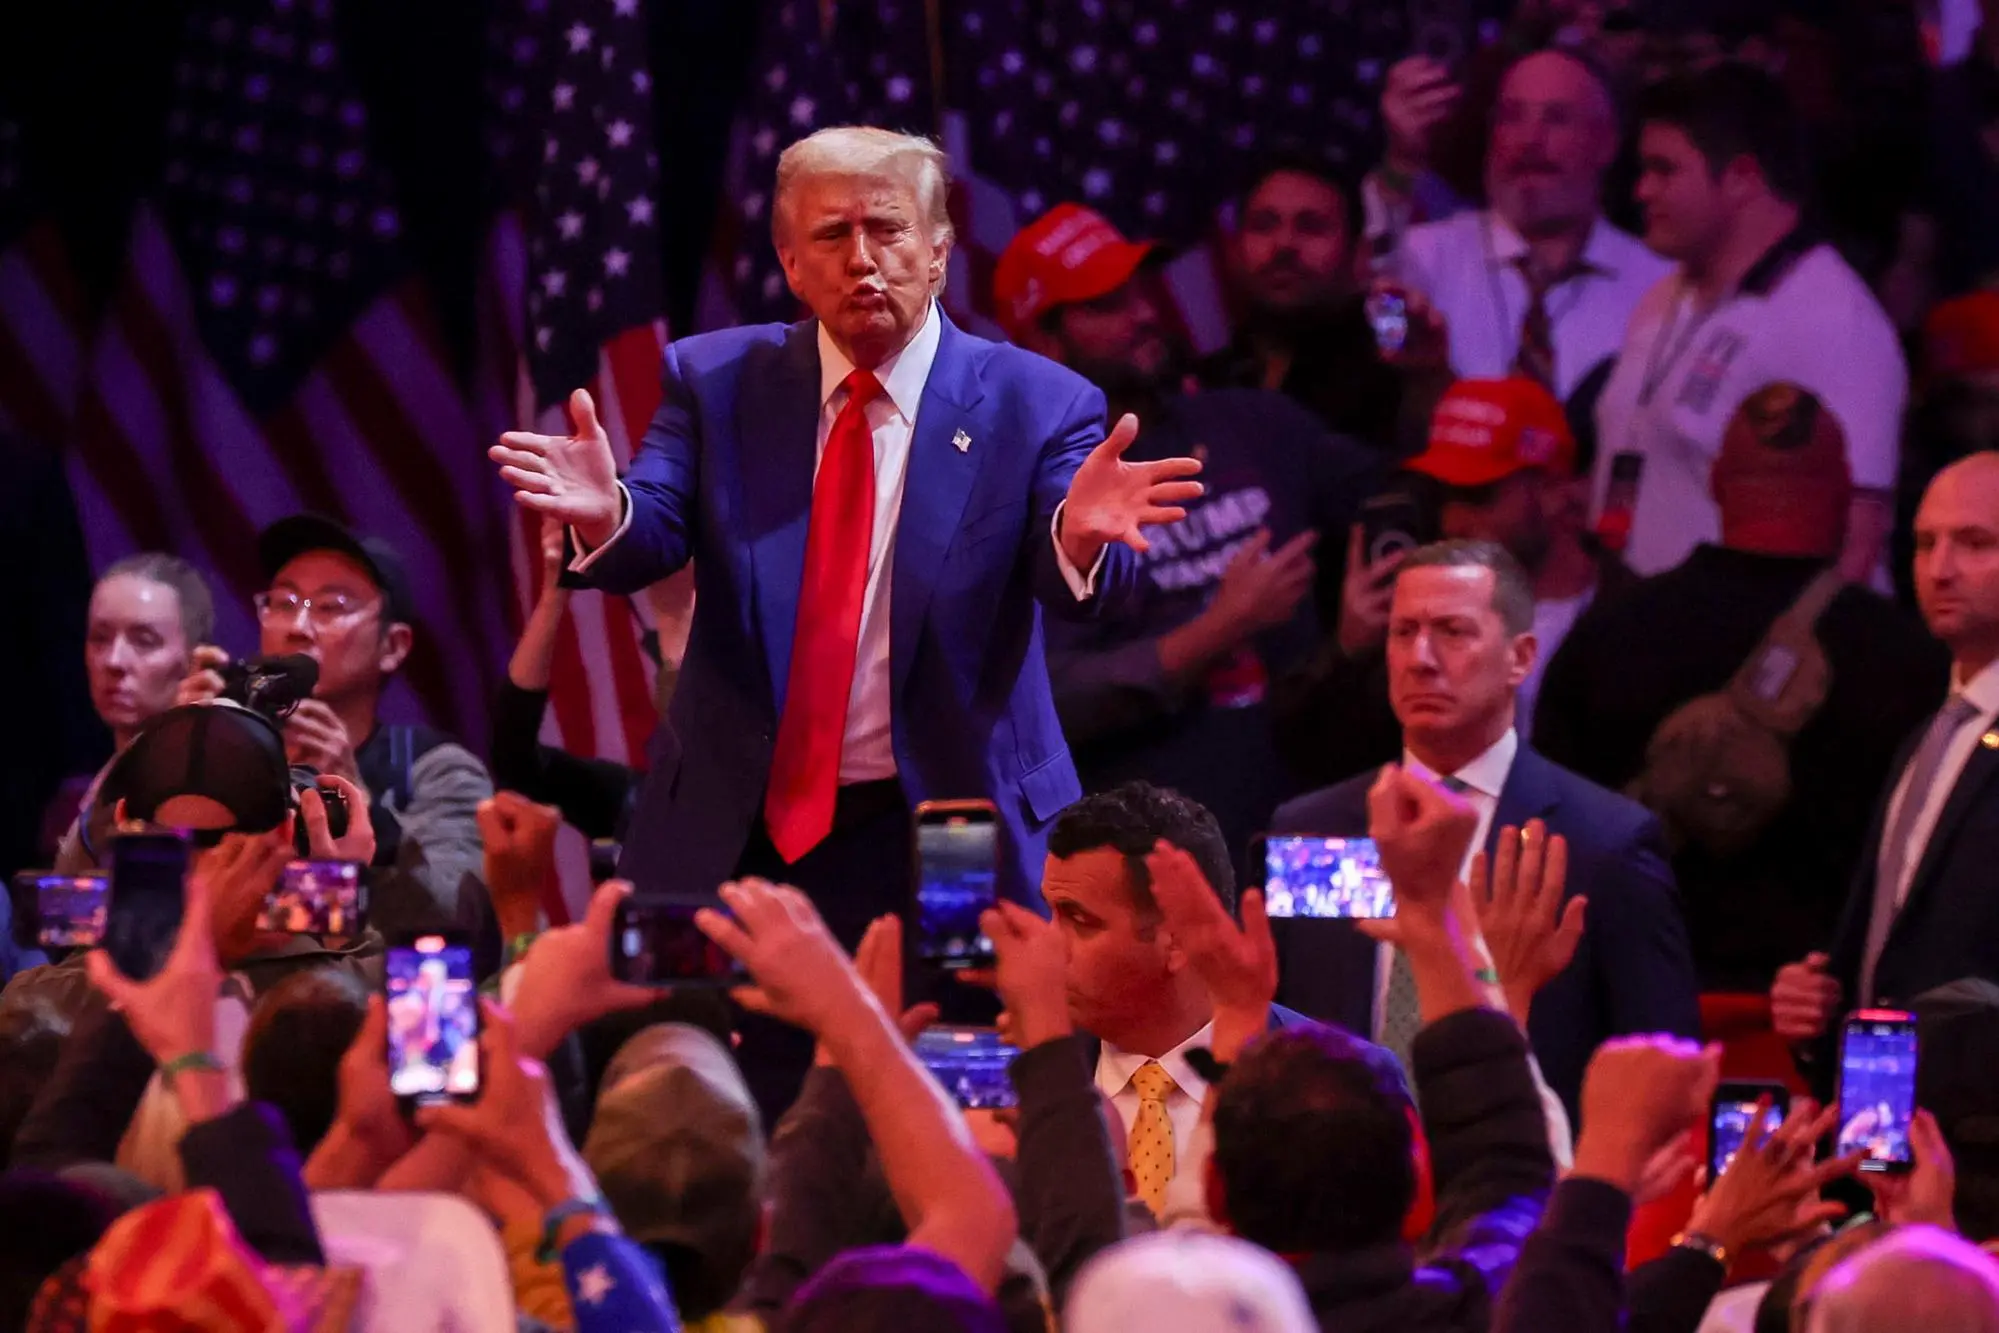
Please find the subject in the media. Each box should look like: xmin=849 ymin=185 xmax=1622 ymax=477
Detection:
xmin=489 ymin=127 xmax=1200 ymax=1115
xmin=1773 ymin=453 xmax=1999 ymax=1094
xmin=1270 ymin=539 xmax=1699 ymax=1122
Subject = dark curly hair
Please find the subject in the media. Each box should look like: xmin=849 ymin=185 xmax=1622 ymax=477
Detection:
xmin=1212 ymin=1025 xmax=1417 ymax=1252
xmin=1046 ymin=781 xmax=1235 ymax=929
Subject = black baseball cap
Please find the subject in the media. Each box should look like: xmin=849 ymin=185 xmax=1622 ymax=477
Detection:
xmin=258 ymin=514 xmax=416 ymax=627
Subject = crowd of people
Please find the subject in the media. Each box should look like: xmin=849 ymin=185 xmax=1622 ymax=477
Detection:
xmin=11 ymin=2 xmax=1999 ymax=1329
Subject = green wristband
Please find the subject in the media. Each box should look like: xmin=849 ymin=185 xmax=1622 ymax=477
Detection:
xmin=537 ymin=1196 xmax=609 ymax=1264
xmin=1474 ymin=966 xmax=1501 ymax=985
xmin=162 ymin=1050 xmax=224 ymax=1081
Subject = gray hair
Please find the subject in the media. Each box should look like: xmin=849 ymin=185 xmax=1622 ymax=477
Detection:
xmin=99 ymin=552 xmax=217 ymax=647
xmin=772 ymin=125 xmax=954 ymax=251
xmin=1397 ymin=539 xmax=1535 ymax=635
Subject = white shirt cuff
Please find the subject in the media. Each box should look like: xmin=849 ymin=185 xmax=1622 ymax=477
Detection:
xmin=1051 ymin=501 xmax=1105 ymax=601
xmin=567 ymin=482 xmax=633 ymax=574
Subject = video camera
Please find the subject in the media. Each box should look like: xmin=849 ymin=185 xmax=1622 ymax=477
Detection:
xmin=218 ymin=654 xmax=351 ymax=850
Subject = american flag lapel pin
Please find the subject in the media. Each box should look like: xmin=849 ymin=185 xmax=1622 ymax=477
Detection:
xmin=952 ymin=428 xmax=972 ymax=453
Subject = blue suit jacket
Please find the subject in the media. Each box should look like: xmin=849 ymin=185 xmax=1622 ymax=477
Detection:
xmin=578 ymin=310 xmax=1138 ymax=908
xmin=1268 ymin=745 xmax=1701 ymax=1122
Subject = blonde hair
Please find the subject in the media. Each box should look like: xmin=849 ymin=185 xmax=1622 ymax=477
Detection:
xmin=771 ymin=126 xmax=954 ymax=251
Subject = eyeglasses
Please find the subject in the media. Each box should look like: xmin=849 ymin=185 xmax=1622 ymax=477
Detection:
xmin=253 ymin=590 xmax=379 ymax=628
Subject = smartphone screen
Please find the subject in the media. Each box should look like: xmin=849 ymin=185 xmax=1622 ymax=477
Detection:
xmin=1709 ymin=1081 xmax=1790 ymax=1179
xmin=9 ymin=872 xmax=109 ymax=950
xmin=1365 ymin=290 xmax=1409 ymax=356
xmin=914 ymin=801 xmax=999 ymax=967
xmin=385 ymin=933 xmax=481 ymax=1106
xmin=1253 ymin=835 xmax=1394 ymax=919
xmin=915 ymin=1025 xmax=1021 ymax=1110
xmin=608 ymin=898 xmax=744 ymax=987
xmin=1837 ymin=1010 xmax=1919 ymax=1174
xmin=260 ymin=860 xmax=365 ymax=937
xmin=105 ymin=833 xmax=190 ymax=981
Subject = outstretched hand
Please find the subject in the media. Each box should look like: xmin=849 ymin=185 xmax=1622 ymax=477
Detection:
xmin=1470 ymin=821 xmax=1582 ymax=1022
xmin=1058 ymin=414 xmax=1203 ymax=568
xmin=490 ymin=388 xmax=623 ymax=548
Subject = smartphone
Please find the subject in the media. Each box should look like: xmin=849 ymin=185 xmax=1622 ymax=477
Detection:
xmin=1709 ymin=1080 xmax=1791 ymax=1179
xmin=1365 ymin=289 xmax=1409 ymax=356
xmin=1249 ymin=834 xmax=1395 ymax=919
xmin=1358 ymin=488 xmax=1433 ymax=568
xmin=385 ymin=932 xmax=482 ymax=1108
xmin=1408 ymin=0 xmax=1471 ymax=73
xmin=104 ymin=832 xmax=191 ymax=982
xmin=1837 ymin=1009 xmax=1919 ymax=1174
xmin=257 ymin=860 xmax=366 ymax=937
xmin=9 ymin=872 xmax=109 ymax=950
xmin=608 ymin=897 xmax=744 ymax=987
xmin=916 ymin=1025 xmax=1021 ymax=1110
xmin=913 ymin=800 xmax=1000 ymax=968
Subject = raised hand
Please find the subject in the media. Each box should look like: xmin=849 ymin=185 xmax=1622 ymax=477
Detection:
xmin=478 ymin=791 xmax=563 ymax=941
xmin=1868 ymin=1109 xmax=1958 ymax=1230
xmin=1380 ymin=55 xmax=1460 ymax=179
xmin=980 ymin=901 xmax=1073 ymax=1050
xmin=1209 ymin=529 xmax=1319 ymax=638
xmin=1146 ymin=841 xmax=1278 ymax=1062
xmin=176 ymin=644 xmax=232 ymax=707
xmin=695 ymin=878 xmax=874 ymax=1037
xmin=1471 ymin=821 xmax=1583 ymax=1022
xmin=849 ymin=913 xmax=938 ymax=1046
xmin=490 ymin=388 xmax=623 ymax=549
xmin=1686 ymin=1097 xmax=1861 ymax=1257
xmin=508 ymin=880 xmax=657 ymax=1060
xmin=1058 ymin=414 xmax=1204 ymax=567
xmin=1573 ymin=1035 xmax=1722 ymax=1195
xmin=87 ymin=855 xmax=224 ymax=1069
xmin=300 ymin=774 xmax=376 ymax=864
xmin=193 ymin=827 xmax=296 ymax=964
xmin=1337 ymin=524 xmax=1405 ymax=656
xmin=1366 ymin=765 xmax=1479 ymax=922
xmin=284 ymin=700 xmax=361 ymax=784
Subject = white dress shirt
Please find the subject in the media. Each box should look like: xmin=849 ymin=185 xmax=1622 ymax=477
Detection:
xmin=575 ymin=302 xmax=1098 ymax=783
xmin=1878 ymin=658 xmax=1999 ymax=911
xmin=1397 ymin=211 xmax=1673 ymax=402
xmin=1097 ymin=1019 xmax=1215 ymax=1195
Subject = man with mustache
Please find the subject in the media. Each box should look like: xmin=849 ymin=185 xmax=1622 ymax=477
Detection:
xmin=1196 ymin=155 xmax=1406 ymax=453
xmin=994 ymin=203 xmax=1380 ymax=856
xmin=1386 ymin=47 xmax=1670 ymax=406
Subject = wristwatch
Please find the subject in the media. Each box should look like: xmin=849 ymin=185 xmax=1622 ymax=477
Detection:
xmin=1670 ymin=1230 xmax=1731 ymax=1270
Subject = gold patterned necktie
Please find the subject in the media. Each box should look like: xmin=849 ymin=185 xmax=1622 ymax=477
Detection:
xmin=1127 ymin=1060 xmax=1177 ymax=1219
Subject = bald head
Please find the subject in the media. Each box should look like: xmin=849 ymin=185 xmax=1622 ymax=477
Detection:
xmin=1914 ymin=453 xmax=1999 ymax=672
xmin=1808 ymin=1227 xmax=1999 ymax=1333
xmin=1487 ymin=50 xmax=1619 ymax=240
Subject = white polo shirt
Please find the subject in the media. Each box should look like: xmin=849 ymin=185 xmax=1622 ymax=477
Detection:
xmin=1397 ymin=210 xmax=1673 ymax=402
xmin=1591 ymin=237 xmax=1907 ymax=577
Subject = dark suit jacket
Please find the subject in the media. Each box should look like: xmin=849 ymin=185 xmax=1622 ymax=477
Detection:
xmin=1270 ymin=745 xmax=1702 ymax=1123
xmin=579 ymin=310 xmax=1140 ymax=909
xmin=1817 ymin=719 xmax=1999 ymax=1078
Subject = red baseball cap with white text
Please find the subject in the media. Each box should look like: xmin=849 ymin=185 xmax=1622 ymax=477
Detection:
xmin=1406 ymin=377 xmax=1577 ymax=488
xmin=991 ymin=203 xmax=1156 ymax=339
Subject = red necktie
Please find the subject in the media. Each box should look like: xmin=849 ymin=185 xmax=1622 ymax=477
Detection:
xmin=764 ymin=368 xmax=884 ymax=862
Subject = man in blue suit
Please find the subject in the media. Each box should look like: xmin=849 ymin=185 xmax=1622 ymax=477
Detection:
xmin=1269 ymin=540 xmax=1700 ymax=1122
xmin=490 ymin=126 xmax=1201 ymax=953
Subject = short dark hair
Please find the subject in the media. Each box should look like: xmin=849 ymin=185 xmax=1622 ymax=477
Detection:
xmin=243 ymin=967 xmax=370 ymax=1154
xmin=1636 ymin=62 xmax=1809 ymax=204
xmin=1212 ymin=1026 xmax=1416 ymax=1251
xmin=99 ymin=552 xmax=216 ymax=647
xmin=1232 ymin=149 xmax=1362 ymax=237
xmin=1396 ymin=539 xmax=1536 ymax=635
xmin=1047 ymin=781 xmax=1235 ymax=923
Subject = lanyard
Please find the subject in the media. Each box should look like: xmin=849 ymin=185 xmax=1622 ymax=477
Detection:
xmin=1636 ymin=277 xmax=1737 ymax=408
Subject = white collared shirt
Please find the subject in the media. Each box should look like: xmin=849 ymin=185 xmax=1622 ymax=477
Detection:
xmin=1879 ymin=658 xmax=1999 ymax=910
xmin=1374 ymin=729 xmax=1520 ymax=1035
xmin=576 ymin=302 xmax=1098 ymax=784
xmin=1396 ymin=211 xmax=1672 ymax=402
xmin=1097 ymin=1019 xmax=1215 ymax=1193
xmin=1590 ymin=244 xmax=1905 ymax=577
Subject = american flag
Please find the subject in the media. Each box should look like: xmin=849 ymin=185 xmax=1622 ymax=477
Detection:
xmin=708 ymin=0 xmax=1419 ymax=349
xmin=54 ymin=0 xmax=511 ymax=743
xmin=481 ymin=0 xmax=672 ymax=915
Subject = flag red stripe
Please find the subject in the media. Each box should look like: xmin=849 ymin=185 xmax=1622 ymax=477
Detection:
xmin=20 ymin=224 xmax=85 ymax=327
xmin=0 ymin=310 xmax=71 ymax=448
xmin=603 ymin=323 xmax=664 ymax=455
xmin=68 ymin=386 xmax=174 ymax=553
xmin=548 ymin=592 xmax=601 ymax=756
xmin=263 ymin=397 xmax=358 ymax=525
xmin=601 ymin=592 xmax=656 ymax=764
xmin=114 ymin=278 xmax=263 ymax=598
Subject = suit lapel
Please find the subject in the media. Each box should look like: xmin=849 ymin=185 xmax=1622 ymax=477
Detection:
xmin=1489 ymin=746 xmax=1562 ymax=855
xmin=889 ymin=312 xmax=990 ymax=701
xmin=1892 ymin=738 xmax=1999 ymax=939
xmin=740 ymin=323 xmax=823 ymax=711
